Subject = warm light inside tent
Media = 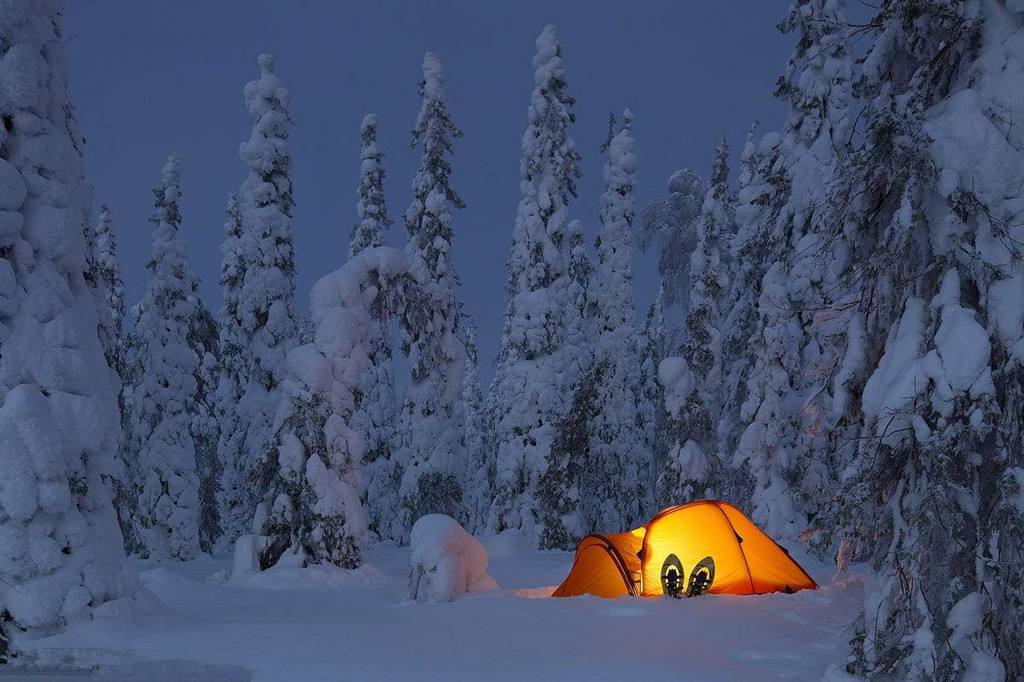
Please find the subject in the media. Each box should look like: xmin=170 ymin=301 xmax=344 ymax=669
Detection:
xmin=553 ymin=500 xmax=816 ymax=599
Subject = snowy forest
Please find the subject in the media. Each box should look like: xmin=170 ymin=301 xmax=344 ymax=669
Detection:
xmin=1 ymin=1 xmax=1024 ymax=680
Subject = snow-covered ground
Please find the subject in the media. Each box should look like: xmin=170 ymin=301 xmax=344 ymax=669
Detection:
xmin=13 ymin=534 xmax=862 ymax=681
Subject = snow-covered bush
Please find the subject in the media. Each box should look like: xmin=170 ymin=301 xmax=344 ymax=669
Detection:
xmin=408 ymin=515 xmax=497 ymax=603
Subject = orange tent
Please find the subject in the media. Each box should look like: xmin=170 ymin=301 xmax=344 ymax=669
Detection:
xmin=552 ymin=500 xmax=816 ymax=599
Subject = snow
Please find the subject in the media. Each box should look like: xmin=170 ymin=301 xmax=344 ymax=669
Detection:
xmin=1008 ymin=467 xmax=1024 ymax=513
xmin=17 ymin=539 xmax=862 ymax=681
xmin=946 ymin=591 xmax=983 ymax=649
xmin=963 ymin=652 xmax=1007 ymax=682
xmin=934 ymin=299 xmax=990 ymax=394
xmin=862 ymin=271 xmax=995 ymax=444
xmin=989 ymin=271 xmax=1024 ymax=362
xmin=860 ymin=297 xmax=927 ymax=441
xmin=230 ymin=534 xmax=259 ymax=581
xmin=658 ymin=356 xmax=692 ymax=418
xmin=832 ymin=312 xmax=864 ymax=419
xmin=408 ymin=514 xmax=496 ymax=602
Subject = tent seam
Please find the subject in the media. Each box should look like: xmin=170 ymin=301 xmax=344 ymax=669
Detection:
xmin=713 ymin=501 xmax=755 ymax=594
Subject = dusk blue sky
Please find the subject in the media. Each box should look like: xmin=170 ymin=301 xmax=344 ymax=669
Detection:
xmin=66 ymin=1 xmax=799 ymax=383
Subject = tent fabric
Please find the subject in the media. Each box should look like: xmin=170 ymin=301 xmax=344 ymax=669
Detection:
xmin=553 ymin=500 xmax=816 ymax=599
xmin=550 ymin=528 xmax=645 ymax=598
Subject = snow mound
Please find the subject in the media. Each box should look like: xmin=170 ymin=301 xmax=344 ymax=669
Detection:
xmin=480 ymin=528 xmax=532 ymax=560
xmin=408 ymin=515 xmax=497 ymax=602
xmin=229 ymin=534 xmax=259 ymax=581
xmin=232 ymin=549 xmax=384 ymax=591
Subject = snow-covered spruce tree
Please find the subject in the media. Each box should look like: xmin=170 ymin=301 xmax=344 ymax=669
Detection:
xmin=212 ymin=193 xmax=247 ymax=554
xmin=0 ymin=1 xmax=136 ymax=651
xmin=822 ymin=2 xmax=1024 ymax=678
xmin=638 ymin=291 xmax=668 ymax=508
xmin=83 ymin=205 xmax=140 ymax=553
xmin=734 ymin=260 xmax=805 ymax=536
xmin=562 ymin=219 xmax=596 ymax=389
xmin=487 ymin=25 xmax=581 ymax=545
xmin=255 ymin=250 xmax=403 ymax=568
xmin=640 ymin=167 xmax=703 ymax=334
xmin=580 ymin=110 xmax=650 ymax=533
xmin=349 ymin=114 xmax=392 ymax=259
xmin=347 ymin=113 xmax=398 ymax=540
xmin=390 ymin=53 xmax=467 ymax=542
xmin=190 ymin=301 xmax=221 ymax=553
xmin=84 ymin=205 xmax=126 ymax=380
xmin=638 ymin=169 xmax=704 ymax=499
xmin=124 ymin=155 xmax=201 ymax=560
xmin=656 ymin=140 xmax=734 ymax=507
xmin=717 ymin=124 xmax=770 ymax=488
xmin=220 ymin=54 xmax=299 ymax=544
xmin=254 ymin=247 xmax=464 ymax=569
xmin=213 ymin=193 xmax=245 ymax=553
xmin=537 ymin=218 xmax=595 ymax=548
xmin=734 ymin=0 xmax=853 ymax=538
xmin=459 ymin=320 xmax=490 ymax=533
xmin=538 ymin=359 xmax=606 ymax=549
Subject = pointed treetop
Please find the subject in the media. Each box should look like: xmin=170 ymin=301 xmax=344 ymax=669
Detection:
xmin=533 ymin=24 xmax=565 ymax=87
xmin=710 ymin=138 xmax=730 ymax=199
xmin=520 ymin=23 xmax=580 ymax=203
xmin=421 ymin=52 xmax=446 ymax=101
xmin=224 ymin=192 xmax=240 ymax=234
xmin=162 ymin=153 xmax=181 ymax=192
xmin=600 ymin=112 xmax=617 ymax=153
xmin=741 ymin=121 xmax=759 ymax=165
xmin=152 ymin=154 xmax=182 ymax=232
xmin=602 ymin=111 xmax=638 ymax=190
xmin=408 ymin=52 xmax=464 ymax=225
xmin=94 ymin=204 xmax=121 ymax=270
xmin=245 ymin=53 xmax=290 ymax=118
xmin=351 ymin=112 xmax=391 ymax=258
xmin=568 ymin=217 xmax=584 ymax=240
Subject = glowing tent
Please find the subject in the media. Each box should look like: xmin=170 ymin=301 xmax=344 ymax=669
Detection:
xmin=552 ymin=500 xmax=816 ymax=599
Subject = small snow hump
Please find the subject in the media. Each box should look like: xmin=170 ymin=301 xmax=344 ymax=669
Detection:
xmin=408 ymin=514 xmax=498 ymax=603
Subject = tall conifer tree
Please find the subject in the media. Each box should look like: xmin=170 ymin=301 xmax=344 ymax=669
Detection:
xmin=488 ymin=25 xmax=582 ymax=545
